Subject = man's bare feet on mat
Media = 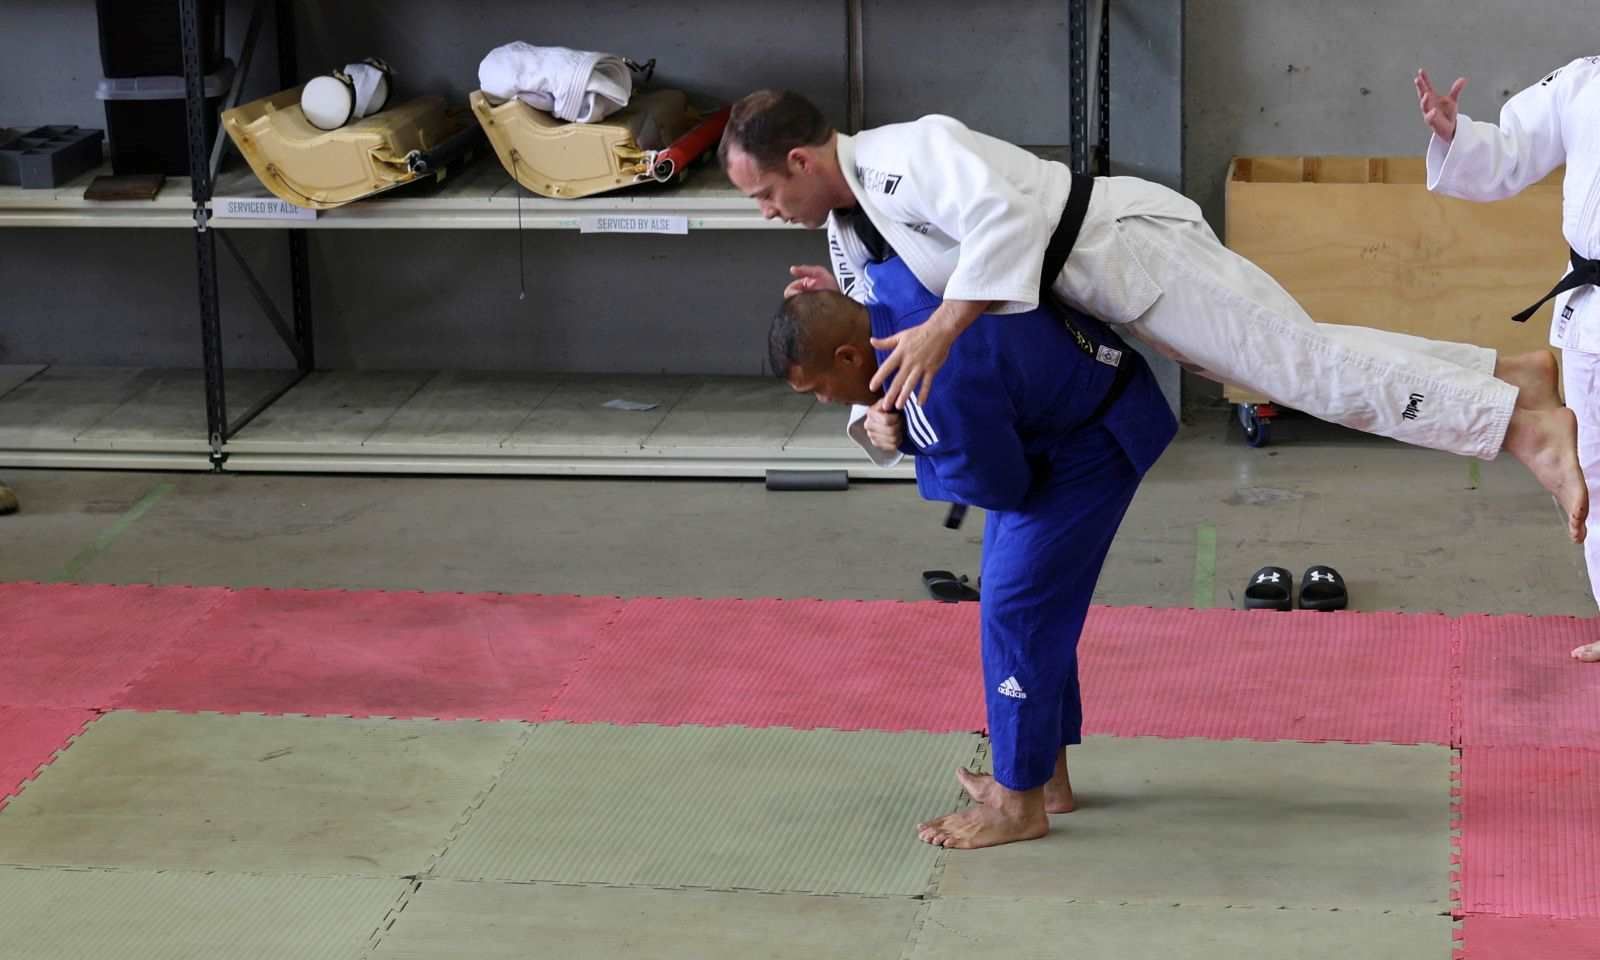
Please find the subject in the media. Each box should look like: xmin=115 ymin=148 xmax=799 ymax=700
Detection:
xmin=958 ymin=766 xmax=1075 ymax=814
xmin=917 ymin=797 xmax=1050 ymax=849
xmin=1504 ymin=405 xmax=1587 ymax=543
xmin=1573 ymin=641 xmax=1600 ymax=662
xmin=1496 ymin=350 xmax=1562 ymax=410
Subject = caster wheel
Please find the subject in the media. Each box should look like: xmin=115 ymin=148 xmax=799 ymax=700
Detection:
xmin=1237 ymin=403 xmax=1271 ymax=447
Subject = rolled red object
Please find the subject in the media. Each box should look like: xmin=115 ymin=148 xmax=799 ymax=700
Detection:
xmin=652 ymin=105 xmax=733 ymax=182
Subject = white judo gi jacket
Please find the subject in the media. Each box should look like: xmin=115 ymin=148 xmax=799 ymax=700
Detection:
xmin=1427 ymin=55 xmax=1600 ymax=354
xmin=835 ymin=114 xmax=1520 ymax=464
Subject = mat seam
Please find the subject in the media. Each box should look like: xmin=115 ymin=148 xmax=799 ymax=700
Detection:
xmin=1450 ymin=750 xmax=1464 ymax=920
xmin=534 ymin=599 xmax=628 ymax=723
xmin=418 ymin=721 xmax=536 ymax=878
xmin=363 ymin=876 xmax=422 ymax=959
xmin=0 ymin=708 xmax=101 ymax=812
xmin=101 ymin=586 xmax=237 ymax=709
xmin=896 ymin=735 xmax=985 ymax=959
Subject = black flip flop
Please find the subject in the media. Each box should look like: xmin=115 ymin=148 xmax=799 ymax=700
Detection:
xmin=1243 ymin=565 xmax=1293 ymax=611
xmin=922 ymin=570 xmax=980 ymax=603
xmin=1299 ymin=565 xmax=1348 ymax=612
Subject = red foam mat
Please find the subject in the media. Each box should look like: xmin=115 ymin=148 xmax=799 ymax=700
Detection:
xmin=1078 ymin=607 xmax=1452 ymax=744
xmin=1457 ymin=916 xmax=1600 ymax=958
xmin=117 ymin=588 xmax=624 ymax=720
xmin=547 ymin=597 xmax=988 ymax=731
xmin=1459 ymin=615 xmax=1600 ymax=749
xmin=546 ymin=601 xmax=1451 ymax=743
xmin=1458 ymin=747 xmax=1600 ymax=919
xmin=0 ymin=706 xmax=95 ymax=809
xmin=0 ymin=582 xmax=228 ymax=708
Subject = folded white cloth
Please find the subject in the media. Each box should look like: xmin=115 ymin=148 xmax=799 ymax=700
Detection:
xmin=478 ymin=42 xmax=632 ymax=123
xmin=343 ymin=60 xmax=389 ymax=119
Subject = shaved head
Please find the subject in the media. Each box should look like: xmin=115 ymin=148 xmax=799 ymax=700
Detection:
xmin=768 ymin=291 xmax=863 ymax=374
xmin=769 ymin=292 xmax=879 ymax=407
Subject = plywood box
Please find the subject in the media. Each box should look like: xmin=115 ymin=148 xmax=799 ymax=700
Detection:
xmin=1222 ymin=155 xmax=1566 ymax=405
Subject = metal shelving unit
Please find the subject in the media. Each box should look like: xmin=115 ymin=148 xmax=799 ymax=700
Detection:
xmin=0 ymin=0 xmax=1108 ymax=480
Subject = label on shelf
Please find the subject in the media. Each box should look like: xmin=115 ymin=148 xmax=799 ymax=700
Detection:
xmin=212 ymin=197 xmax=318 ymax=221
xmin=578 ymin=214 xmax=688 ymax=235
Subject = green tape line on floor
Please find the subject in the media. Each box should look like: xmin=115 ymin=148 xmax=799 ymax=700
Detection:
xmin=53 ymin=482 xmax=174 ymax=583
xmin=1192 ymin=523 xmax=1217 ymax=609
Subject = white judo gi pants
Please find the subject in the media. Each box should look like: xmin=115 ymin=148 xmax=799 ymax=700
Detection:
xmin=1563 ymin=349 xmax=1600 ymax=605
xmin=1111 ymin=217 xmax=1516 ymax=460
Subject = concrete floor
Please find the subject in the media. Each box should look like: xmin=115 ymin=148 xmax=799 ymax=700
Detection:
xmin=1 ymin=409 xmax=1593 ymax=620
xmin=3 ymin=407 xmax=1588 ymax=958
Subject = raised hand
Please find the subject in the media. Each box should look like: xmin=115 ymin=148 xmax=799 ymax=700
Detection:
xmin=783 ymin=264 xmax=839 ymax=298
xmin=1415 ymin=69 xmax=1467 ymax=143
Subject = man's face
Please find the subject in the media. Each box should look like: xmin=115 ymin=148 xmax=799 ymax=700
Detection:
xmin=725 ymin=145 xmax=835 ymax=229
xmin=785 ymin=351 xmax=878 ymax=407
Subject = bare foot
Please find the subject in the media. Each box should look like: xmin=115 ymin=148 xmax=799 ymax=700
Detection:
xmin=957 ymin=767 xmax=1076 ymax=814
xmin=917 ymin=798 xmax=1050 ymax=849
xmin=1573 ymin=642 xmax=1600 ymax=662
xmin=1495 ymin=350 xmax=1562 ymax=410
xmin=1503 ymin=406 xmax=1588 ymax=543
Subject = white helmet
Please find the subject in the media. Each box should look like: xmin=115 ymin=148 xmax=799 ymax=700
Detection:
xmin=300 ymin=57 xmax=393 ymax=130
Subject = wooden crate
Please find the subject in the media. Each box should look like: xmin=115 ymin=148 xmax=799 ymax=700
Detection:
xmin=1222 ymin=155 xmax=1566 ymax=405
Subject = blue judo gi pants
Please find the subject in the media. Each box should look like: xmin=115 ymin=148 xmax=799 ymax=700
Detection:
xmin=978 ymin=423 xmax=1142 ymax=791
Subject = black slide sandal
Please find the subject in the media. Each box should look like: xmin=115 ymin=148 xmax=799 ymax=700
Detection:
xmin=922 ymin=570 xmax=980 ymax=603
xmin=1242 ymin=566 xmax=1294 ymax=611
xmin=1299 ymin=565 xmax=1348 ymax=612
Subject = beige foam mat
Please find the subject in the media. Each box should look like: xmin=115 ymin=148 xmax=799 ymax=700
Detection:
xmin=911 ymin=898 xmax=1450 ymax=959
xmin=372 ymin=878 xmax=924 ymax=959
xmin=935 ymin=737 xmax=1451 ymax=911
xmin=433 ymin=722 xmax=980 ymax=895
xmin=0 ymin=865 xmax=406 ymax=960
xmin=0 ymin=711 xmax=525 ymax=876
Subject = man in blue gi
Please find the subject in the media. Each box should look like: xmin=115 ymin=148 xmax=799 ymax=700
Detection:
xmin=770 ymin=253 xmax=1176 ymax=849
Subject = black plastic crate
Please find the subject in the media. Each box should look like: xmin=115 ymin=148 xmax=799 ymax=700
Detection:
xmin=0 ymin=126 xmax=106 ymax=188
xmin=95 ymin=0 xmax=225 ymax=79
xmin=97 ymin=63 xmax=233 ymax=176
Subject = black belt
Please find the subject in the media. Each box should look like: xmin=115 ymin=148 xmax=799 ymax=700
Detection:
xmin=1040 ymin=173 xmax=1137 ymax=424
xmin=942 ymin=172 xmax=1127 ymax=534
xmin=1513 ymin=248 xmax=1600 ymax=322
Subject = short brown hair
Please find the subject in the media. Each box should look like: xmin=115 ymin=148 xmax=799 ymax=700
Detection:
xmin=719 ymin=89 xmax=835 ymax=172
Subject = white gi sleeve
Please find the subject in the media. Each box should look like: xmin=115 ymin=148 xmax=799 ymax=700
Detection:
xmin=846 ymin=405 xmax=904 ymax=467
xmin=1427 ymin=59 xmax=1587 ymax=200
xmin=906 ymin=119 xmax=1051 ymax=308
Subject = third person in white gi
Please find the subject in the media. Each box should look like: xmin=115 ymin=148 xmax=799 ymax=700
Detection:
xmin=1418 ymin=57 xmax=1600 ymax=660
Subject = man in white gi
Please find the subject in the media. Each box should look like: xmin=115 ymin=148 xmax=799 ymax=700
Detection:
xmin=1417 ymin=59 xmax=1600 ymax=660
xmin=718 ymin=89 xmax=1588 ymax=542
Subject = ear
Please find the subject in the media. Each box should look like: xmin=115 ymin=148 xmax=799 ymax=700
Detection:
xmin=788 ymin=145 xmax=813 ymax=174
xmin=834 ymin=343 xmax=864 ymax=368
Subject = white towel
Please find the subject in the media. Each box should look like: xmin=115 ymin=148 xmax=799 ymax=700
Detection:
xmin=478 ymin=42 xmax=632 ymax=123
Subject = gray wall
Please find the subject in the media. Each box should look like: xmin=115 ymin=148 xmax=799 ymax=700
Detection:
xmin=1184 ymin=0 xmax=1597 ymax=233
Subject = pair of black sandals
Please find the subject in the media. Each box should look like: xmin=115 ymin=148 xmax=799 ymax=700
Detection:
xmin=1243 ymin=565 xmax=1347 ymax=612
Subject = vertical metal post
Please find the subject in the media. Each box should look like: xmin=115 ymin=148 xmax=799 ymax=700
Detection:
xmin=1095 ymin=0 xmax=1110 ymax=175
xmin=181 ymin=0 xmax=227 ymax=459
xmin=845 ymin=0 xmax=865 ymax=134
xmin=1069 ymin=0 xmax=1089 ymax=176
xmin=277 ymin=0 xmax=314 ymax=372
